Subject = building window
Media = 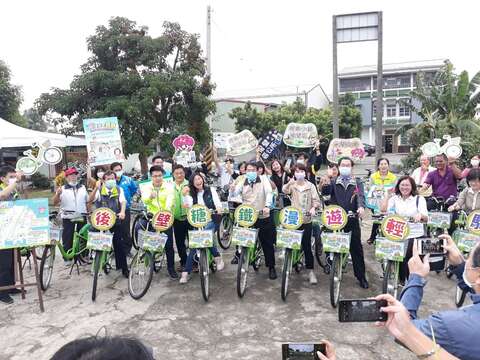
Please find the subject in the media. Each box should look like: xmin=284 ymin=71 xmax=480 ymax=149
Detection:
xmin=339 ymin=77 xmax=371 ymax=92
xmin=373 ymin=74 xmax=411 ymax=89
xmin=372 ymin=102 xmax=376 ymax=117
xmin=398 ymin=133 xmax=409 ymax=145
xmin=386 ymin=101 xmax=396 ymax=117
xmin=399 ymin=100 xmax=411 ymax=117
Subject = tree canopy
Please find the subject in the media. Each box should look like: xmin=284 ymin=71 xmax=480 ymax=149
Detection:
xmin=0 ymin=60 xmax=24 ymax=126
xmin=36 ymin=17 xmax=215 ymax=171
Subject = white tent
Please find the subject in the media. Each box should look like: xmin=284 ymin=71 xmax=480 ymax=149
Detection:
xmin=0 ymin=117 xmax=85 ymax=148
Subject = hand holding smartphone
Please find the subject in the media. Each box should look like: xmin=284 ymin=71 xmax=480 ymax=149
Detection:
xmin=282 ymin=343 xmax=326 ymax=359
xmin=338 ymin=299 xmax=388 ymax=323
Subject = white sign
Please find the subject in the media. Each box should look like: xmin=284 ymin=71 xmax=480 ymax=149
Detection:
xmin=87 ymin=232 xmax=113 ymax=251
xmin=283 ymin=123 xmax=318 ymax=148
xmin=213 ymin=132 xmax=235 ymax=149
xmin=138 ymin=230 xmax=167 ymax=252
xmin=455 ymin=230 xmax=480 ymax=253
xmin=327 ymin=138 xmax=366 ymax=163
xmin=231 ymin=226 xmax=257 ymax=248
xmin=226 ymin=130 xmax=258 ymax=157
xmin=321 ymin=232 xmax=351 ymax=254
xmin=375 ymin=237 xmax=406 ymax=261
xmin=421 ymin=135 xmax=462 ymax=159
xmin=188 ymin=229 xmax=214 ymax=249
xmin=276 ymin=229 xmax=303 ymax=249
xmin=83 ymin=117 xmax=125 ymax=166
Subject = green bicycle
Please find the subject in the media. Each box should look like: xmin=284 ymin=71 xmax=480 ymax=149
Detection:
xmin=39 ymin=210 xmax=91 ymax=291
xmin=233 ymin=205 xmax=263 ymax=298
xmin=217 ymin=202 xmax=234 ymax=249
xmin=128 ymin=210 xmax=172 ymax=300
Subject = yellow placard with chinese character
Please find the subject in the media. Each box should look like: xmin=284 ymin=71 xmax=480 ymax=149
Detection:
xmin=321 ymin=205 xmax=347 ymax=231
xmin=91 ymin=207 xmax=116 ymax=231
xmin=234 ymin=204 xmax=258 ymax=228
xmin=152 ymin=210 xmax=174 ymax=232
xmin=187 ymin=204 xmax=211 ymax=229
xmin=279 ymin=206 xmax=303 ymax=230
xmin=381 ymin=215 xmax=410 ymax=242
xmin=466 ymin=210 xmax=480 ymax=235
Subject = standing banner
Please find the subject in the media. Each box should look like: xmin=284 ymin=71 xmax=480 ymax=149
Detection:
xmin=172 ymin=134 xmax=197 ymax=167
xmin=0 ymin=198 xmax=50 ymax=249
xmin=326 ymin=138 xmax=366 ymax=163
xmin=283 ymin=123 xmax=317 ymax=148
xmin=226 ymin=130 xmax=258 ymax=157
xmin=83 ymin=117 xmax=125 ymax=166
xmin=258 ymin=130 xmax=283 ymax=161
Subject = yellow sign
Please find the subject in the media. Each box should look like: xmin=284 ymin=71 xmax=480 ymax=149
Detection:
xmin=152 ymin=210 xmax=174 ymax=232
xmin=381 ymin=215 xmax=410 ymax=242
xmin=234 ymin=204 xmax=258 ymax=228
xmin=466 ymin=210 xmax=480 ymax=235
xmin=321 ymin=205 xmax=347 ymax=231
xmin=91 ymin=207 xmax=116 ymax=231
xmin=279 ymin=206 xmax=303 ymax=230
xmin=187 ymin=204 xmax=211 ymax=229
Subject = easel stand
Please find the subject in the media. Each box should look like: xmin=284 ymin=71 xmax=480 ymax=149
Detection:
xmin=0 ymin=248 xmax=45 ymax=312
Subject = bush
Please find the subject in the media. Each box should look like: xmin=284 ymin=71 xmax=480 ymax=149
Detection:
xmin=31 ymin=173 xmax=51 ymax=189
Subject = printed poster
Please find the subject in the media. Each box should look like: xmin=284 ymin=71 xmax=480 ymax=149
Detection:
xmin=83 ymin=117 xmax=125 ymax=166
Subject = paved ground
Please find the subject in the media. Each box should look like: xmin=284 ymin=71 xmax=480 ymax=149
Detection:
xmin=0 ymin=216 xmax=466 ymax=360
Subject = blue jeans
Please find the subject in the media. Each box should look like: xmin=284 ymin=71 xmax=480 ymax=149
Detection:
xmin=184 ymin=221 xmax=220 ymax=273
xmin=135 ymin=218 xmax=175 ymax=271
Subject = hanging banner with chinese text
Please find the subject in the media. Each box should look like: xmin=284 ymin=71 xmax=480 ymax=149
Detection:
xmin=83 ymin=117 xmax=125 ymax=166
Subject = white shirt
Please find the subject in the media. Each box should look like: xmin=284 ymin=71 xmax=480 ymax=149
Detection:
xmin=387 ymin=194 xmax=428 ymax=218
xmin=60 ymin=185 xmax=88 ymax=219
xmin=411 ymin=166 xmax=435 ymax=186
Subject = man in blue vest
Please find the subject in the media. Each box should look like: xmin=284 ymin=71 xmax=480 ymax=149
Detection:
xmin=111 ymin=162 xmax=138 ymax=256
xmin=88 ymin=170 xmax=129 ymax=277
xmin=0 ymin=165 xmax=22 ymax=304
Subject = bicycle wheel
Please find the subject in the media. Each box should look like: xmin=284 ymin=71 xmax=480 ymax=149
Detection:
xmin=40 ymin=245 xmax=55 ymax=291
xmin=281 ymin=248 xmax=292 ymax=301
xmin=34 ymin=246 xmax=44 ymax=260
xmin=104 ymin=251 xmax=114 ymax=275
xmin=383 ymin=260 xmax=399 ymax=298
xmin=131 ymin=214 xmax=143 ymax=250
xmin=199 ymin=249 xmax=210 ymax=302
xmin=218 ymin=215 xmax=233 ymax=250
xmin=329 ymin=253 xmax=342 ymax=308
xmin=455 ymin=286 xmax=467 ymax=308
xmin=92 ymin=250 xmax=102 ymax=302
xmin=237 ymin=247 xmax=249 ymax=298
xmin=128 ymin=250 xmax=154 ymax=300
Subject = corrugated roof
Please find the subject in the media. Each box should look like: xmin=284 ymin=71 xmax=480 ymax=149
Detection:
xmin=339 ymin=59 xmax=447 ymax=78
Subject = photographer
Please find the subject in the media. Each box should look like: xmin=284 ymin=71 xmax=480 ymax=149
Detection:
xmin=399 ymin=234 xmax=480 ymax=360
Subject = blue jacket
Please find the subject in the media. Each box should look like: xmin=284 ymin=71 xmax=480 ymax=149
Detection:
xmin=117 ymin=175 xmax=138 ymax=209
xmin=400 ymin=263 xmax=480 ymax=360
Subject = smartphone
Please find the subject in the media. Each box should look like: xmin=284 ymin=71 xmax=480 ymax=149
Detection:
xmin=282 ymin=343 xmax=326 ymax=360
xmin=417 ymin=238 xmax=445 ymax=255
xmin=338 ymin=299 xmax=388 ymax=322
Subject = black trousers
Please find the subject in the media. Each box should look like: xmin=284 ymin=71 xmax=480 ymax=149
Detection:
xmin=369 ymin=223 xmax=380 ymax=242
xmin=173 ymin=219 xmax=188 ymax=267
xmin=254 ymin=217 xmax=276 ymax=268
xmin=300 ymin=223 xmax=314 ymax=269
xmin=120 ymin=209 xmax=133 ymax=255
xmin=91 ymin=224 xmax=128 ymax=272
xmin=344 ymin=218 xmax=366 ymax=281
xmin=62 ymin=218 xmax=86 ymax=253
xmin=399 ymin=238 xmax=415 ymax=282
xmin=0 ymin=249 xmax=14 ymax=295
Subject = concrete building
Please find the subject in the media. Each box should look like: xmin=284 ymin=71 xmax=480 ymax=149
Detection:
xmin=339 ymin=59 xmax=446 ymax=153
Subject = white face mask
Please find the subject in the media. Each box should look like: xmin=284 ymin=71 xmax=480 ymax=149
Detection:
xmin=295 ymin=172 xmax=305 ymax=181
xmin=115 ymin=170 xmax=123 ymax=178
xmin=68 ymin=181 xmax=78 ymax=187
xmin=97 ymin=172 xmax=105 ymax=179
xmin=339 ymin=166 xmax=351 ymax=177
xmin=296 ymin=159 xmax=305 ymax=165
xmin=471 ymin=159 xmax=480 ymax=167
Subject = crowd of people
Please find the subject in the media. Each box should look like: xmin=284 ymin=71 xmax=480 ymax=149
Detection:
xmin=1 ymin=143 xmax=480 ymax=360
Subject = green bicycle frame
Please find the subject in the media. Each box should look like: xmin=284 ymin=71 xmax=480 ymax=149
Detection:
xmin=56 ymin=223 xmax=91 ymax=260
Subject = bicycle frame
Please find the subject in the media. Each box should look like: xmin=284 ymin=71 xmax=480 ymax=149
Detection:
xmin=55 ymin=222 xmax=90 ymax=260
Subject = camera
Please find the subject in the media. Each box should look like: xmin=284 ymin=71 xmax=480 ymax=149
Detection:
xmin=417 ymin=237 xmax=445 ymax=255
xmin=338 ymin=299 xmax=388 ymax=323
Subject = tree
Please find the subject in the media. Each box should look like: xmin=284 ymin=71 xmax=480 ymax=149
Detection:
xmin=22 ymin=108 xmax=49 ymax=131
xmin=398 ymin=61 xmax=480 ymax=170
xmin=0 ymin=60 xmax=25 ymax=126
xmin=36 ymin=17 xmax=215 ymax=172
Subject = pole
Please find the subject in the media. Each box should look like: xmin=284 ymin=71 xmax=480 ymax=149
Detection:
xmin=375 ymin=11 xmax=383 ymax=163
xmin=332 ymin=15 xmax=339 ymax=138
xmin=206 ymin=5 xmax=213 ymax=133
xmin=304 ymin=91 xmax=308 ymax=108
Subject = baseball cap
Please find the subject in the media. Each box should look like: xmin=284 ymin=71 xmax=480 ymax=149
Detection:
xmin=64 ymin=168 xmax=78 ymax=176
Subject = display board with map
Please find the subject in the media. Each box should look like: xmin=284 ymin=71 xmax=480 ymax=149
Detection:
xmin=0 ymin=198 xmax=50 ymax=249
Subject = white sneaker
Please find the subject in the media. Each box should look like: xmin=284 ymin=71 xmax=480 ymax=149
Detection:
xmin=179 ymin=272 xmax=189 ymax=284
xmin=64 ymin=260 xmax=72 ymax=267
xmin=215 ymin=257 xmax=225 ymax=271
xmin=308 ymin=270 xmax=318 ymax=285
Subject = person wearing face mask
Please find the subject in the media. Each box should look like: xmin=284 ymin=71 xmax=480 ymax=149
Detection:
xmin=0 ymin=166 xmax=23 ymax=304
xmin=88 ymin=170 xmax=129 ymax=277
xmin=448 ymin=168 xmax=480 ymax=213
xmin=399 ymin=234 xmax=480 ymax=360
xmin=111 ymin=162 xmax=138 ymax=257
xmin=53 ymin=167 xmax=89 ymax=266
xmin=320 ymin=157 xmax=369 ymax=289
xmin=230 ymin=162 xmax=277 ymax=279
xmin=88 ymin=167 xmax=106 ymax=192
xmin=295 ymin=140 xmax=323 ymax=185
xmin=461 ymin=155 xmax=480 ymax=178
xmin=282 ymin=163 xmax=321 ymax=284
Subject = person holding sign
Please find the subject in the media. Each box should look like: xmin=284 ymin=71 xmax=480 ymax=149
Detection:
xmin=320 ymin=157 xmax=369 ymax=289
xmin=230 ymin=162 xmax=277 ymax=280
xmin=448 ymin=168 xmax=480 ymax=213
xmin=0 ymin=166 xmax=22 ymax=304
xmin=380 ymin=176 xmax=428 ymax=282
xmin=282 ymin=163 xmax=321 ymax=284
xmin=88 ymin=170 xmax=129 ymax=278
xmin=179 ymin=173 xmax=225 ymax=283
xmin=139 ymin=165 xmax=178 ymax=279
xmin=367 ymin=158 xmax=397 ymax=245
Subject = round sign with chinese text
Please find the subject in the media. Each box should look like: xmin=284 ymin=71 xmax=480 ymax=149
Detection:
xmin=279 ymin=206 xmax=303 ymax=230
xmin=466 ymin=210 xmax=480 ymax=235
xmin=321 ymin=205 xmax=347 ymax=231
xmin=187 ymin=204 xmax=212 ymax=229
xmin=234 ymin=204 xmax=258 ymax=228
xmin=91 ymin=207 xmax=117 ymax=231
xmin=381 ymin=215 xmax=410 ymax=242
xmin=152 ymin=210 xmax=174 ymax=232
